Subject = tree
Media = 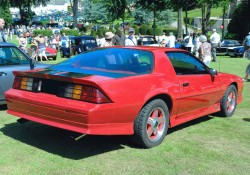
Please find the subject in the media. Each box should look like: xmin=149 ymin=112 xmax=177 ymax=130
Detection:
xmin=228 ymin=0 xmax=250 ymax=40
xmin=168 ymin=0 xmax=197 ymax=37
xmin=9 ymin=0 xmax=50 ymax=25
xmin=135 ymin=0 xmax=170 ymax=37
xmin=70 ymin=0 xmax=79 ymax=28
xmin=0 ymin=0 xmax=12 ymax=27
xmin=99 ymin=0 xmax=130 ymax=26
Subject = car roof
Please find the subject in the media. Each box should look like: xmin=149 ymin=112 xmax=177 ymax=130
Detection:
xmin=106 ymin=46 xmax=187 ymax=53
xmin=0 ymin=42 xmax=16 ymax=47
xmin=74 ymin=36 xmax=96 ymax=39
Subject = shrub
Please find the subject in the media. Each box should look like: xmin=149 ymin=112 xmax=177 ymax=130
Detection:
xmin=60 ymin=29 xmax=80 ymax=36
xmin=33 ymin=29 xmax=53 ymax=37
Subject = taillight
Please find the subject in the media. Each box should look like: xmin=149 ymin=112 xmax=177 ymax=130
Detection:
xmin=60 ymin=84 xmax=111 ymax=104
xmin=13 ymin=76 xmax=42 ymax=92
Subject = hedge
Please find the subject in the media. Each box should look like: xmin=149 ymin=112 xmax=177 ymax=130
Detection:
xmin=33 ymin=30 xmax=53 ymax=37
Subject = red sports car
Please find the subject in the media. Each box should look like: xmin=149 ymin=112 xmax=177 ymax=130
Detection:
xmin=5 ymin=47 xmax=244 ymax=148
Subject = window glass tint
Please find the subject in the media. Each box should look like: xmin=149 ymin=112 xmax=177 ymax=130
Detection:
xmin=166 ymin=52 xmax=208 ymax=75
xmin=51 ymin=48 xmax=154 ymax=75
xmin=0 ymin=47 xmax=29 ymax=65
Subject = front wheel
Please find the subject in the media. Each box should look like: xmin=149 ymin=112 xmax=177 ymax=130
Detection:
xmin=219 ymin=85 xmax=237 ymax=117
xmin=131 ymin=99 xmax=169 ymax=148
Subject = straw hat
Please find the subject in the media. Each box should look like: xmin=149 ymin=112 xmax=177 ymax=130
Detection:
xmin=105 ymin=32 xmax=114 ymax=39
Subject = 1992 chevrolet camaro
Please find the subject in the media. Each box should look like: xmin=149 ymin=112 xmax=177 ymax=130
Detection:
xmin=5 ymin=47 xmax=244 ymax=148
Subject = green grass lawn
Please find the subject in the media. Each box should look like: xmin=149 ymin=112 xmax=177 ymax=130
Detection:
xmin=186 ymin=7 xmax=223 ymax=18
xmin=1 ymin=38 xmax=250 ymax=174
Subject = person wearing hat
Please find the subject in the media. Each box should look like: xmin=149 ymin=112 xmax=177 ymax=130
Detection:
xmin=198 ymin=35 xmax=212 ymax=66
xmin=125 ymin=28 xmax=137 ymax=46
xmin=210 ymin=28 xmax=221 ymax=62
xmin=113 ymin=27 xmax=126 ymax=46
xmin=103 ymin=31 xmax=115 ymax=47
xmin=18 ymin=33 xmax=27 ymax=53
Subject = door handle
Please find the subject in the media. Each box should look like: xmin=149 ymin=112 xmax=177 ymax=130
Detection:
xmin=182 ymin=82 xmax=189 ymax=87
xmin=0 ymin=72 xmax=7 ymax=76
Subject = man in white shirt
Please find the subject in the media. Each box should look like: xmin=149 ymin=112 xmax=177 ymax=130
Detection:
xmin=210 ymin=28 xmax=221 ymax=62
xmin=167 ymin=32 xmax=176 ymax=48
xmin=125 ymin=28 xmax=137 ymax=46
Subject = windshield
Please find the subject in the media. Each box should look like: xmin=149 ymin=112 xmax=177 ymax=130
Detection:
xmin=50 ymin=48 xmax=154 ymax=77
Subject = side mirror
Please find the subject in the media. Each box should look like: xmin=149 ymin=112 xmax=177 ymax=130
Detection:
xmin=209 ymin=68 xmax=218 ymax=81
xmin=209 ymin=68 xmax=218 ymax=76
xmin=30 ymin=58 xmax=36 ymax=70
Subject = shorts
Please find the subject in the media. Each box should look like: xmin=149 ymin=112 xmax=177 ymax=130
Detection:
xmin=38 ymin=48 xmax=46 ymax=55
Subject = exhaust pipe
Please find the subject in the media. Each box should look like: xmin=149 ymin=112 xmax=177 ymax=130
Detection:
xmin=70 ymin=134 xmax=87 ymax=141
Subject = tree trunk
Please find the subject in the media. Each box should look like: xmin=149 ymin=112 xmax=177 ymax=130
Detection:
xmin=72 ymin=0 xmax=78 ymax=28
xmin=185 ymin=6 xmax=188 ymax=35
xmin=201 ymin=3 xmax=205 ymax=34
xmin=178 ymin=7 xmax=183 ymax=38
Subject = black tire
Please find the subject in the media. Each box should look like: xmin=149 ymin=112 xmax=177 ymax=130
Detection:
xmin=131 ymin=99 xmax=169 ymax=148
xmin=53 ymin=56 xmax=57 ymax=60
xmin=219 ymin=85 xmax=237 ymax=117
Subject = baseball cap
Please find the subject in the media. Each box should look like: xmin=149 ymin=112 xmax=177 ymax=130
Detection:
xmin=129 ymin=28 xmax=135 ymax=33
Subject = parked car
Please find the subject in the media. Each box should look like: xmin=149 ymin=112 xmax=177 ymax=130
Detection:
xmin=70 ymin=36 xmax=98 ymax=55
xmin=0 ymin=42 xmax=50 ymax=105
xmin=227 ymin=46 xmax=245 ymax=57
xmin=5 ymin=47 xmax=243 ymax=148
xmin=45 ymin=46 xmax=57 ymax=60
xmin=137 ymin=36 xmax=159 ymax=46
xmin=217 ymin=39 xmax=242 ymax=54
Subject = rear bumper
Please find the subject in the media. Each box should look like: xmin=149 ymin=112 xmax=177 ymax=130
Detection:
xmin=5 ymin=89 xmax=134 ymax=135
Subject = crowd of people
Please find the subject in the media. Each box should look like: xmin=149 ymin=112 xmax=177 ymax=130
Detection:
xmin=1 ymin=17 xmax=250 ymax=81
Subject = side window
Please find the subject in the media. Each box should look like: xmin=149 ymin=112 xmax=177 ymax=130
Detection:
xmin=166 ymin=52 xmax=208 ymax=75
xmin=0 ymin=47 xmax=29 ymax=66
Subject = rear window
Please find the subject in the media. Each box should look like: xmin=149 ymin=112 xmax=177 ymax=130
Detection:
xmin=51 ymin=48 xmax=154 ymax=76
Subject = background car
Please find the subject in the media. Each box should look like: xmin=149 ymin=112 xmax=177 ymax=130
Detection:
xmin=70 ymin=36 xmax=98 ymax=55
xmin=217 ymin=39 xmax=242 ymax=54
xmin=45 ymin=46 xmax=57 ymax=60
xmin=137 ymin=36 xmax=158 ymax=46
xmin=5 ymin=47 xmax=243 ymax=148
xmin=0 ymin=42 xmax=50 ymax=105
xmin=227 ymin=46 xmax=244 ymax=57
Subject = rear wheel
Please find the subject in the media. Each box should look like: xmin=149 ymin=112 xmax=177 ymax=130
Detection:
xmin=131 ymin=99 xmax=169 ymax=148
xmin=219 ymin=85 xmax=237 ymax=117
xmin=53 ymin=56 xmax=57 ymax=60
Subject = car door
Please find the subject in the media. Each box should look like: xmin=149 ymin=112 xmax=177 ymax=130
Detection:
xmin=0 ymin=46 xmax=31 ymax=104
xmin=166 ymin=52 xmax=224 ymax=122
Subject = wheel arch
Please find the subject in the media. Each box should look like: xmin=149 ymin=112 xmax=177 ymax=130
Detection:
xmin=142 ymin=94 xmax=173 ymax=116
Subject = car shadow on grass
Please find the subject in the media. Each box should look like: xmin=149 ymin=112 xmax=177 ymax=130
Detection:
xmin=0 ymin=115 xmax=213 ymax=159
xmin=0 ymin=104 xmax=7 ymax=111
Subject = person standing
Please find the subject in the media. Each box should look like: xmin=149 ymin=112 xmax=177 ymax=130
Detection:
xmin=0 ymin=18 xmax=7 ymax=42
xmin=198 ymin=35 xmax=212 ymax=66
xmin=103 ymin=32 xmax=115 ymax=47
xmin=18 ymin=33 xmax=27 ymax=53
xmin=113 ymin=27 xmax=126 ymax=46
xmin=35 ymin=34 xmax=49 ymax=61
xmin=167 ymin=32 xmax=176 ymax=48
xmin=125 ymin=28 xmax=137 ymax=46
xmin=243 ymin=32 xmax=250 ymax=55
xmin=210 ymin=29 xmax=221 ymax=62
xmin=183 ymin=33 xmax=194 ymax=52
xmin=242 ymin=32 xmax=250 ymax=81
